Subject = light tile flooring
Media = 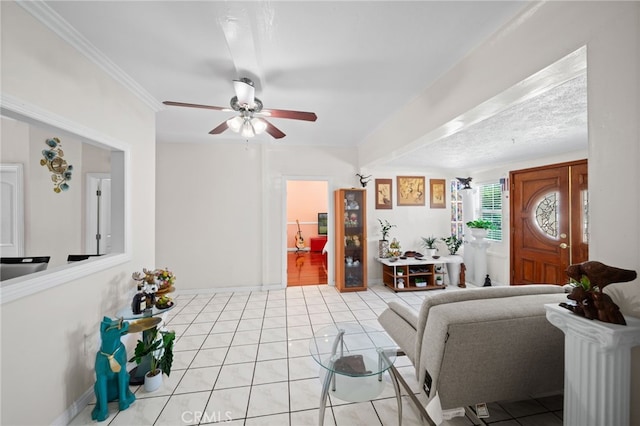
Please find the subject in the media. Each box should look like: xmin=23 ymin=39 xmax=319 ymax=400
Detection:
xmin=70 ymin=284 xmax=562 ymax=426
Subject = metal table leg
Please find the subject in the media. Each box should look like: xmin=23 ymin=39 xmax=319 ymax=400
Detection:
xmin=318 ymin=329 xmax=345 ymax=426
xmin=380 ymin=349 xmax=403 ymax=426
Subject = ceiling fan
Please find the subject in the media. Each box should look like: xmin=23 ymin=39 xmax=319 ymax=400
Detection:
xmin=163 ymin=77 xmax=317 ymax=139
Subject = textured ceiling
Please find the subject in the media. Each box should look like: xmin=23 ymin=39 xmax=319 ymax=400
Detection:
xmin=29 ymin=1 xmax=586 ymax=171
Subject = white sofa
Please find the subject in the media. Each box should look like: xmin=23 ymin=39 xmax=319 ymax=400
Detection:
xmin=378 ymin=285 xmax=567 ymax=412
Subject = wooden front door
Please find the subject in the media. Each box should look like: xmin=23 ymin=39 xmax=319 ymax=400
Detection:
xmin=510 ymin=160 xmax=588 ymax=285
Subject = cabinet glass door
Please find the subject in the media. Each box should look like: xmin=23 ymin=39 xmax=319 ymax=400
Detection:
xmin=343 ymin=190 xmax=364 ymax=288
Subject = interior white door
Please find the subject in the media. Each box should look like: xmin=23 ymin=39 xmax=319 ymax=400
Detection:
xmin=0 ymin=164 xmax=25 ymax=257
xmin=85 ymin=173 xmax=111 ymax=255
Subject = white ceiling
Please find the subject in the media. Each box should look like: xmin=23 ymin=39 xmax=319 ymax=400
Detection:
xmin=35 ymin=1 xmax=586 ymax=171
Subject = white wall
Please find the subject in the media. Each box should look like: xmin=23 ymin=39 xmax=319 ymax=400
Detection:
xmin=156 ymin=143 xmax=358 ymax=291
xmin=1 ymin=2 xmax=156 ymax=425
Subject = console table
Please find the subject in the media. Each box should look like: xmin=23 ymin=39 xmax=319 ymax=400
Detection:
xmin=378 ymin=257 xmax=452 ymax=292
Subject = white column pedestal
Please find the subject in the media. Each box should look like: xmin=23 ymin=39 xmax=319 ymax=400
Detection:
xmin=545 ymin=304 xmax=640 ymax=426
xmin=469 ymin=239 xmax=490 ymax=286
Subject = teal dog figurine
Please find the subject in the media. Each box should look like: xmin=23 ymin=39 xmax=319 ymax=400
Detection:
xmin=92 ymin=317 xmax=135 ymax=421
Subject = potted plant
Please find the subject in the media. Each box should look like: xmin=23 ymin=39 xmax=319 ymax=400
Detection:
xmin=420 ymin=235 xmax=438 ymax=258
xmin=466 ymin=219 xmax=496 ymax=240
xmin=441 ymin=235 xmax=463 ymax=255
xmin=129 ymin=326 xmax=176 ymax=392
xmin=377 ymin=219 xmax=396 ymax=258
xmin=441 ymin=235 xmax=463 ymax=286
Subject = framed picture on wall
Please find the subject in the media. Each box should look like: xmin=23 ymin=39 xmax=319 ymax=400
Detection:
xmin=397 ymin=176 xmax=425 ymax=206
xmin=375 ymin=179 xmax=393 ymax=209
xmin=430 ymin=179 xmax=446 ymax=208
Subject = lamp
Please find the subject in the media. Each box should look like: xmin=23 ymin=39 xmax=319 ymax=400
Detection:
xmin=227 ymin=114 xmax=267 ymax=138
xmin=226 ymin=116 xmax=244 ymax=133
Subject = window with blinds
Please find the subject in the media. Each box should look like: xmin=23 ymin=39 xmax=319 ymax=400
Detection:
xmin=479 ymin=182 xmax=503 ymax=241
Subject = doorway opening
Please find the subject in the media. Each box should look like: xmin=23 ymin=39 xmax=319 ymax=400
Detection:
xmin=286 ymin=180 xmax=329 ymax=286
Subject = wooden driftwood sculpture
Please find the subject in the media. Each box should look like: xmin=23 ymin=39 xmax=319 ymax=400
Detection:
xmin=560 ymin=261 xmax=637 ymax=325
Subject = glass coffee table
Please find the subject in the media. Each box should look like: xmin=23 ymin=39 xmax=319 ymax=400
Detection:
xmin=309 ymin=322 xmax=402 ymax=426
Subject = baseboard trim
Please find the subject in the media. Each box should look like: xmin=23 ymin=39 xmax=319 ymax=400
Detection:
xmin=51 ymin=386 xmax=94 ymax=426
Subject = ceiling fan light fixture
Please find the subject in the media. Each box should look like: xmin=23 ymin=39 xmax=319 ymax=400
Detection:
xmin=227 ymin=116 xmax=244 ymax=132
xmin=241 ymin=120 xmax=255 ymax=138
xmin=252 ymin=117 xmax=267 ymax=135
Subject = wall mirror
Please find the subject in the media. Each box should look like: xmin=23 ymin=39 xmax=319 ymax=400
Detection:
xmin=0 ymin=96 xmax=130 ymax=303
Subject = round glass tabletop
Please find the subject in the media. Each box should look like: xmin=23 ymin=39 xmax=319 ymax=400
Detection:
xmin=309 ymin=322 xmax=397 ymax=377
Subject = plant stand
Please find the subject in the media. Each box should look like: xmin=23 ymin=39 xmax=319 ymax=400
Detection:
xmin=469 ymin=236 xmax=490 ymax=286
xmin=545 ymin=304 xmax=640 ymax=426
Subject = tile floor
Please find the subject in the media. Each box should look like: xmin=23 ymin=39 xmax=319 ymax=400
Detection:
xmin=70 ymin=284 xmax=563 ymax=425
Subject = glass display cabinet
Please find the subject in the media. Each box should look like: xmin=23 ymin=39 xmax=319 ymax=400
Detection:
xmin=334 ymin=188 xmax=367 ymax=292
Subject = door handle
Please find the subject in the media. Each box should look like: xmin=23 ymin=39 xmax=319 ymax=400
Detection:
xmin=559 ymin=243 xmax=569 ymax=249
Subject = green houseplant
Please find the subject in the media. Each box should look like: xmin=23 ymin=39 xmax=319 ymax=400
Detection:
xmin=466 ymin=219 xmax=496 ymax=229
xmin=377 ymin=219 xmax=396 ymax=241
xmin=377 ymin=219 xmax=396 ymax=258
xmin=441 ymin=235 xmax=463 ymax=255
xmin=467 ymin=219 xmax=496 ymax=241
xmin=420 ymin=235 xmax=438 ymax=257
xmin=129 ymin=326 xmax=176 ymax=392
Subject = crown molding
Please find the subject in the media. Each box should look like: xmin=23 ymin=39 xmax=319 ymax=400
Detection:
xmin=17 ymin=1 xmax=163 ymax=112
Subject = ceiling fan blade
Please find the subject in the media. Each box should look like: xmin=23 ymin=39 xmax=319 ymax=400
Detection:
xmin=263 ymin=120 xmax=286 ymax=139
xmin=209 ymin=121 xmax=229 ymax=135
xmin=233 ymin=79 xmax=255 ymax=106
xmin=163 ymin=101 xmax=231 ymax=111
xmin=261 ymin=108 xmax=317 ymax=122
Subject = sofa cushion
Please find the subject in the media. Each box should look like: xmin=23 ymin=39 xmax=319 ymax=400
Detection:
xmin=413 ymin=285 xmax=564 ymax=372
xmin=378 ymin=303 xmax=419 ymax=364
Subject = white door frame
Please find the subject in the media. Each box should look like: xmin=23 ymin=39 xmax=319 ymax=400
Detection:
xmin=283 ymin=176 xmax=334 ymax=288
xmin=85 ymin=173 xmax=111 ymax=255
xmin=0 ymin=163 xmax=25 ymax=257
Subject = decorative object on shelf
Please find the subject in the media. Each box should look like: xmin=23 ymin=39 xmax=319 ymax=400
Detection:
xmin=483 ymin=274 xmax=492 ymax=287
xmin=560 ymin=261 xmax=637 ymax=325
xmin=459 ymin=263 xmax=466 ymax=288
xmin=356 ymin=173 xmax=372 ymax=188
xmin=345 ymin=192 xmax=360 ymax=209
xmin=155 ymin=295 xmax=174 ymax=310
xmin=456 ymin=177 xmax=473 ymax=190
xmin=128 ymin=324 xmax=176 ymax=393
xmin=92 ymin=317 xmax=136 ymax=422
xmin=40 ymin=137 xmax=73 ymax=193
xmin=131 ymin=268 xmax=176 ymax=312
xmin=397 ymin=176 xmax=425 ymax=206
xmin=420 ymin=235 xmax=438 ymax=257
xmin=389 ymin=238 xmax=401 ymax=258
xmin=377 ymin=218 xmax=395 ymax=257
xmin=429 ymin=179 xmax=446 ymax=208
xmin=375 ymin=179 xmax=393 ymax=209
xmin=436 ymin=275 xmax=444 ymax=285
xmin=441 ymin=235 xmax=462 ymax=255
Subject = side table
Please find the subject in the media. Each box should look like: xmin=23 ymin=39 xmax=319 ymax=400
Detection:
xmin=116 ymin=303 xmax=176 ymax=385
xmin=309 ymin=323 xmax=401 ymax=426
